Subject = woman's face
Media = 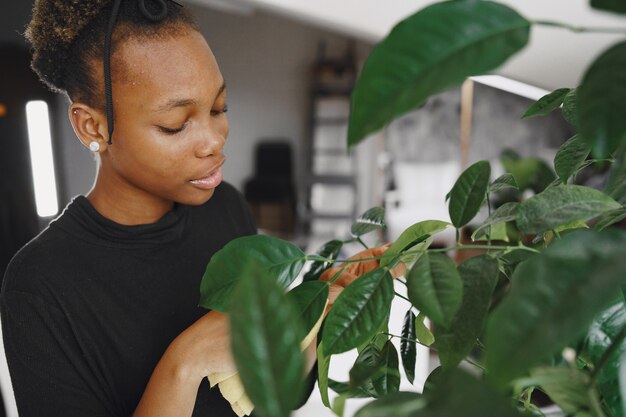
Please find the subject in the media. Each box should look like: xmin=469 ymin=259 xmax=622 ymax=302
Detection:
xmin=98 ymin=28 xmax=228 ymax=208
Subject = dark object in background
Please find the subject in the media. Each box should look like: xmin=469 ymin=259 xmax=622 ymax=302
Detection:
xmin=244 ymin=140 xmax=296 ymax=235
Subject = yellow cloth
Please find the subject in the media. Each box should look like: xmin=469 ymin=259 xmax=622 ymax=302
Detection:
xmin=208 ymin=301 xmax=328 ymax=417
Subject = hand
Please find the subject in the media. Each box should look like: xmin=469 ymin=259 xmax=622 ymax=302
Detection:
xmin=165 ymin=310 xmax=236 ymax=382
xmin=320 ymin=244 xmax=406 ymax=314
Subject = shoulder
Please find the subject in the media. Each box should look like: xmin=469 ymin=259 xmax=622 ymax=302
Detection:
xmin=1 ymin=226 xmax=67 ymax=296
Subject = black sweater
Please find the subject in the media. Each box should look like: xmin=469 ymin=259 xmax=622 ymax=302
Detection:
xmin=1 ymin=182 xmax=258 ymax=416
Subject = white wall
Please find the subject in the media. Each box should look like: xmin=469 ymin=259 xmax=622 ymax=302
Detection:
xmin=190 ymin=5 xmax=369 ymax=193
xmin=209 ymin=0 xmax=625 ymax=90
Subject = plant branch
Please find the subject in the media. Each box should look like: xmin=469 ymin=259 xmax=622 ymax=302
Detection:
xmin=310 ymin=253 xmax=396 ymax=264
xmin=396 ymin=278 xmax=408 ymax=288
xmin=383 ymin=332 xmax=431 ymax=349
xmin=533 ymin=20 xmax=626 ymax=35
xmin=590 ymin=324 xmax=626 ymax=381
xmin=487 ymin=194 xmax=493 ymax=248
xmin=429 ymin=244 xmax=540 ymax=254
xmin=327 ymin=265 xmax=349 ymax=285
xmin=394 ymin=291 xmax=412 ymax=304
xmin=588 ymin=387 xmax=608 ymax=417
xmin=356 ymin=236 xmax=369 ymax=250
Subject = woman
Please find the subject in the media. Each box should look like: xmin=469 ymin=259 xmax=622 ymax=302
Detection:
xmin=1 ymin=1 xmax=393 ymax=415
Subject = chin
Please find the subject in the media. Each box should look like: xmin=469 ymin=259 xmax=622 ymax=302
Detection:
xmin=178 ymin=187 xmax=217 ymax=206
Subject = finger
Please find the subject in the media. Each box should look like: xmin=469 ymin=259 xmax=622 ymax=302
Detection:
xmin=335 ymin=271 xmax=359 ymax=288
xmin=327 ymin=283 xmax=343 ymax=305
xmin=390 ymin=261 xmax=407 ymax=279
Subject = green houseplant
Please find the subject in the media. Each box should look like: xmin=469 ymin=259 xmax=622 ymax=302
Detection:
xmin=199 ymin=1 xmax=626 ymax=416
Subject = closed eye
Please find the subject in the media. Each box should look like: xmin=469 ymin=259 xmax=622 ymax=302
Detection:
xmin=211 ymin=104 xmax=228 ymax=116
xmin=157 ymin=122 xmax=188 ymax=135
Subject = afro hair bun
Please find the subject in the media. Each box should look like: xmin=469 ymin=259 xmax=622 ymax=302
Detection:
xmin=26 ymin=0 xmax=112 ymax=93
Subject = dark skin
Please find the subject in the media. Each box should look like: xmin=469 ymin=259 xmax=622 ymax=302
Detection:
xmin=66 ymin=26 xmax=398 ymax=416
xmin=70 ymin=28 xmax=228 ymax=226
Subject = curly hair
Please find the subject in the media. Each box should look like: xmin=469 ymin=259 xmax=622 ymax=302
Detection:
xmin=25 ymin=0 xmax=198 ymax=108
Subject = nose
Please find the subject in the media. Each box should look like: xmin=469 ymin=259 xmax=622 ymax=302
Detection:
xmin=195 ymin=122 xmax=227 ymax=158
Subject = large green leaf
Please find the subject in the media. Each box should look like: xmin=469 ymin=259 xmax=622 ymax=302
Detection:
xmin=554 ymin=135 xmax=591 ymax=184
xmin=287 ymin=281 xmax=329 ymax=336
xmin=400 ymin=309 xmax=417 ymax=384
xmin=323 ymin=269 xmax=394 ymax=355
xmin=407 ymin=252 xmax=463 ymax=329
xmin=579 ymin=41 xmax=626 ymax=157
xmin=449 ymin=160 xmax=491 ymax=228
xmin=606 ymin=146 xmax=626 ymax=204
xmin=373 ymin=340 xmax=401 ymax=396
xmin=584 ymin=300 xmax=626 ymax=417
xmin=304 ymin=240 xmax=343 ymax=282
xmin=516 ymin=185 xmax=621 ymax=234
xmin=591 ymin=0 xmax=626 ymax=15
xmin=351 ymin=207 xmax=386 ymax=237
xmin=353 ymin=392 xmax=425 ymax=417
xmin=230 ymin=262 xmax=305 ymax=417
xmin=435 ymin=256 xmax=499 ymax=369
xmin=347 ymin=1 xmax=530 ymax=146
xmin=381 ymin=220 xmax=450 ymax=268
xmin=486 ymin=229 xmax=626 ymax=386
xmin=522 ymin=88 xmax=571 ymax=119
xmin=200 ymin=235 xmax=305 ymax=312
xmin=472 ymin=202 xmax=519 ymax=241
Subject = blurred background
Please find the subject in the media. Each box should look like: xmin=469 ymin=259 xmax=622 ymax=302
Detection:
xmin=0 ymin=0 xmax=622 ymax=416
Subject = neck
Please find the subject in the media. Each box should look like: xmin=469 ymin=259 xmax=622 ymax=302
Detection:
xmin=87 ymin=170 xmax=174 ymax=226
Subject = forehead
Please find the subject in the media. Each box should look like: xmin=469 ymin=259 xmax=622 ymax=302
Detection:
xmin=114 ymin=30 xmax=223 ymax=106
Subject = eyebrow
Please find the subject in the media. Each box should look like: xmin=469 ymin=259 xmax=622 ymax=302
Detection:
xmin=155 ymin=81 xmax=227 ymax=112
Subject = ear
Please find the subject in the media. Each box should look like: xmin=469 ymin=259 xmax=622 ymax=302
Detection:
xmin=68 ymin=103 xmax=110 ymax=153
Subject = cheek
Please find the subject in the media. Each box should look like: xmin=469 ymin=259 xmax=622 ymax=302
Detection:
xmin=218 ymin=117 xmax=229 ymax=141
xmin=114 ymin=128 xmax=189 ymax=178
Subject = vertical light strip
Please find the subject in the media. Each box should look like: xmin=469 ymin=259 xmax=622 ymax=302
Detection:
xmin=25 ymin=100 xmax=59 ymax=217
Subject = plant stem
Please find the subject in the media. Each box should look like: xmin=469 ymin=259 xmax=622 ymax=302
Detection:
xmin=309 ymin=254 xmax=394 ymax=264
xmin=464 ymin=357 xmax=487 ymax=372
xmin=356 ymin=236 xmax=369 ymax=250
xmin=396 ymin=278 xmax=408 ymax=288
xmin=327 ymin=265 xmax=349 ymax=285
xmin=394 ymin=291 xmax=411 ymax=304
xmin=383 ymin=332 xmax=431 ymax=349
xmin=429 ymin=244 xmax=540 ymax=254
xmin=487 ymin=194 xmax=493 ymax=248
xmin=588 ymin=387 xmax=608 ymax=417
xmin=533 ymin=19 xmax=626 ymax=35
xmin=591 ymin=324 xmax=626 ymax=381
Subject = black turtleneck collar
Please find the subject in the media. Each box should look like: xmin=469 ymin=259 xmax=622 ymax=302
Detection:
xmin=49 ymin=196 xmax=191 ymax=249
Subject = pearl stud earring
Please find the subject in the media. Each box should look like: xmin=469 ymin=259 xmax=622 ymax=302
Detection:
xmin=89 ymin=141 xmax=100 ymax=152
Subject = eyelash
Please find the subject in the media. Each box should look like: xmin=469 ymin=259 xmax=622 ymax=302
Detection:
xmin=157 ymin=105 xmax=228 ymax=135
xmin=212 ymin=104 xmax=228 ymax=115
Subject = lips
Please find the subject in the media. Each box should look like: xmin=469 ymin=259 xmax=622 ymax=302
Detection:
xmin=189 ymin=159 xmax=225 ymax=190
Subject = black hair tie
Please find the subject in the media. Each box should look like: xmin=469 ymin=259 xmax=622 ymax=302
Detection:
xmin=103 ymin=0 xmax=183 ymax=144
